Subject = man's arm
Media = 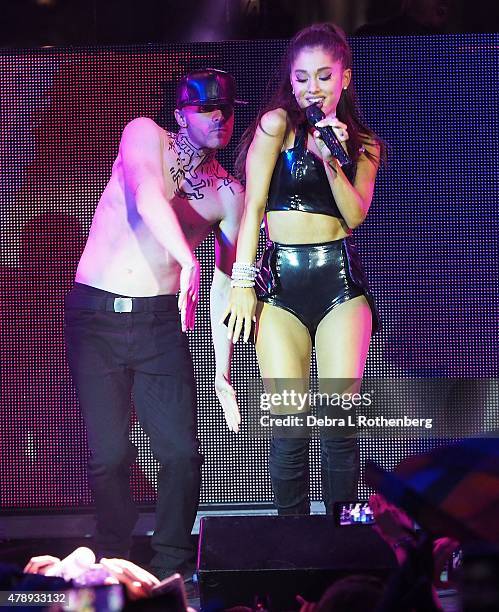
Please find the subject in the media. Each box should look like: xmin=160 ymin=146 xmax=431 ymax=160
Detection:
xmin=121 ymin=118 xmax=193 ymax=267
xmin=120 ymin=118 xmax=199 ymax=329
xmin=210 ymin=184 xmax=244 ymax=431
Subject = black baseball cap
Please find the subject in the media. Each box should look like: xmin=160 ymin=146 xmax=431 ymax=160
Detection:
xmin=176 ymin=69 xmax=246 ymax=109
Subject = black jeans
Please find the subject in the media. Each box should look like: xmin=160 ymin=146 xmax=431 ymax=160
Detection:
xmin=64 ymin=283 xmax=203 ymax=572
xmin=269 ymin=433 xmax=359 ymax=515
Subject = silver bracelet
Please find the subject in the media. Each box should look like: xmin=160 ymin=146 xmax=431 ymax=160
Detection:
xmin=231 ymin=262 xmax=258 ymax=286
xmin=232 ymin=262 xmax=258 ymax=275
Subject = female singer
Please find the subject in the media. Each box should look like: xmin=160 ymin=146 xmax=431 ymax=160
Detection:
xmin=223 ymin=23 xmax=385 ymax=514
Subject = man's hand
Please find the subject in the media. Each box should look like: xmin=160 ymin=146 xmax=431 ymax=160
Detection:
xmin=215 ymin=372 xmax=240 ymax=432
xmin=178 ymin=258 xmax=200 ymax=331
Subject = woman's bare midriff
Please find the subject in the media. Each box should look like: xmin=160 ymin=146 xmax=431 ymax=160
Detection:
xmin=266 ymin=210 xmax=350 ymax=244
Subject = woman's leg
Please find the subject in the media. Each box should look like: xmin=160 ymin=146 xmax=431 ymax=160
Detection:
xmin=256 ymin=302 xmax=312 ymax=514
xmin=315 ymin=296 xmax=372 ymax=513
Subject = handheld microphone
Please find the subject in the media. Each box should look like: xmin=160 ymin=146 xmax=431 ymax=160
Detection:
xmin=305 ymin=103 xmax=351 ymax=167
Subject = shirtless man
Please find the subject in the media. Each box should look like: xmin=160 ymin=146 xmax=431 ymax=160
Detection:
xmin=64 ymin=69 xmax=244 ymax=579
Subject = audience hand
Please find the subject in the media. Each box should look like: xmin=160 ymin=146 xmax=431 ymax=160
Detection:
xmin=433 ymin=537 xmax=460 ymax=587
xmin=24 ymin=555 xmax=61 ymax=575
xmin=99 ymin=558 xmax=160 ymax=600
xmin=296 ymin=593 xmax=316 ymax=611
xmin=369 ymin=493 xmax=414 ymax=544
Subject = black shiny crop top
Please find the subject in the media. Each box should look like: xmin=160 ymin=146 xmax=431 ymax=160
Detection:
xmin=266 ymin=122 xmax=356 ymax=218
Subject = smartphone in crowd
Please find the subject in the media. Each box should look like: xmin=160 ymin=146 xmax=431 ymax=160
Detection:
xmin=334 ymin=500 xmax=376 ymax=526
xmin=440 ymin=547 xmax=463 ymax=585
xmin=150 ymin=572 xmax=189 ymax=611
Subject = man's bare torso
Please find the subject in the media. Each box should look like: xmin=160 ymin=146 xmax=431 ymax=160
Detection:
xmin=75 ymin=121 xmax=241 ymax=296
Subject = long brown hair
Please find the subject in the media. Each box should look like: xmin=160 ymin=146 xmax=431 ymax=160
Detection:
xmin=234 ymin=23 xmax=387 ymax=181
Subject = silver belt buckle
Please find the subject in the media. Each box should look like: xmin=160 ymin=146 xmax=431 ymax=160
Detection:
xmin=113 ymin=297 xmax=133 ymax=313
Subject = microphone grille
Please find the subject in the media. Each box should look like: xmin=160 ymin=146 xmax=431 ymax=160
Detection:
xmin=305 ymin=103 xmax=324 ymax=124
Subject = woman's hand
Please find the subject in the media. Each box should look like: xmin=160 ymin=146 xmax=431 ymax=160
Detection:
xmin=312 ymin=115 xmax=349 ymax=162
xmin=221 ymin=286 xmax=257 ymax=344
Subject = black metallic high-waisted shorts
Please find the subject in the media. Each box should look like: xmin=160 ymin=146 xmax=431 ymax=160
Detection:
xmin=255 ymin=237 xmax=379 ymax=339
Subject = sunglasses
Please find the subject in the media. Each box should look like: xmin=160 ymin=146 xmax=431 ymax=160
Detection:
xmin=183 ymin=103 xmax=234 ymax=115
